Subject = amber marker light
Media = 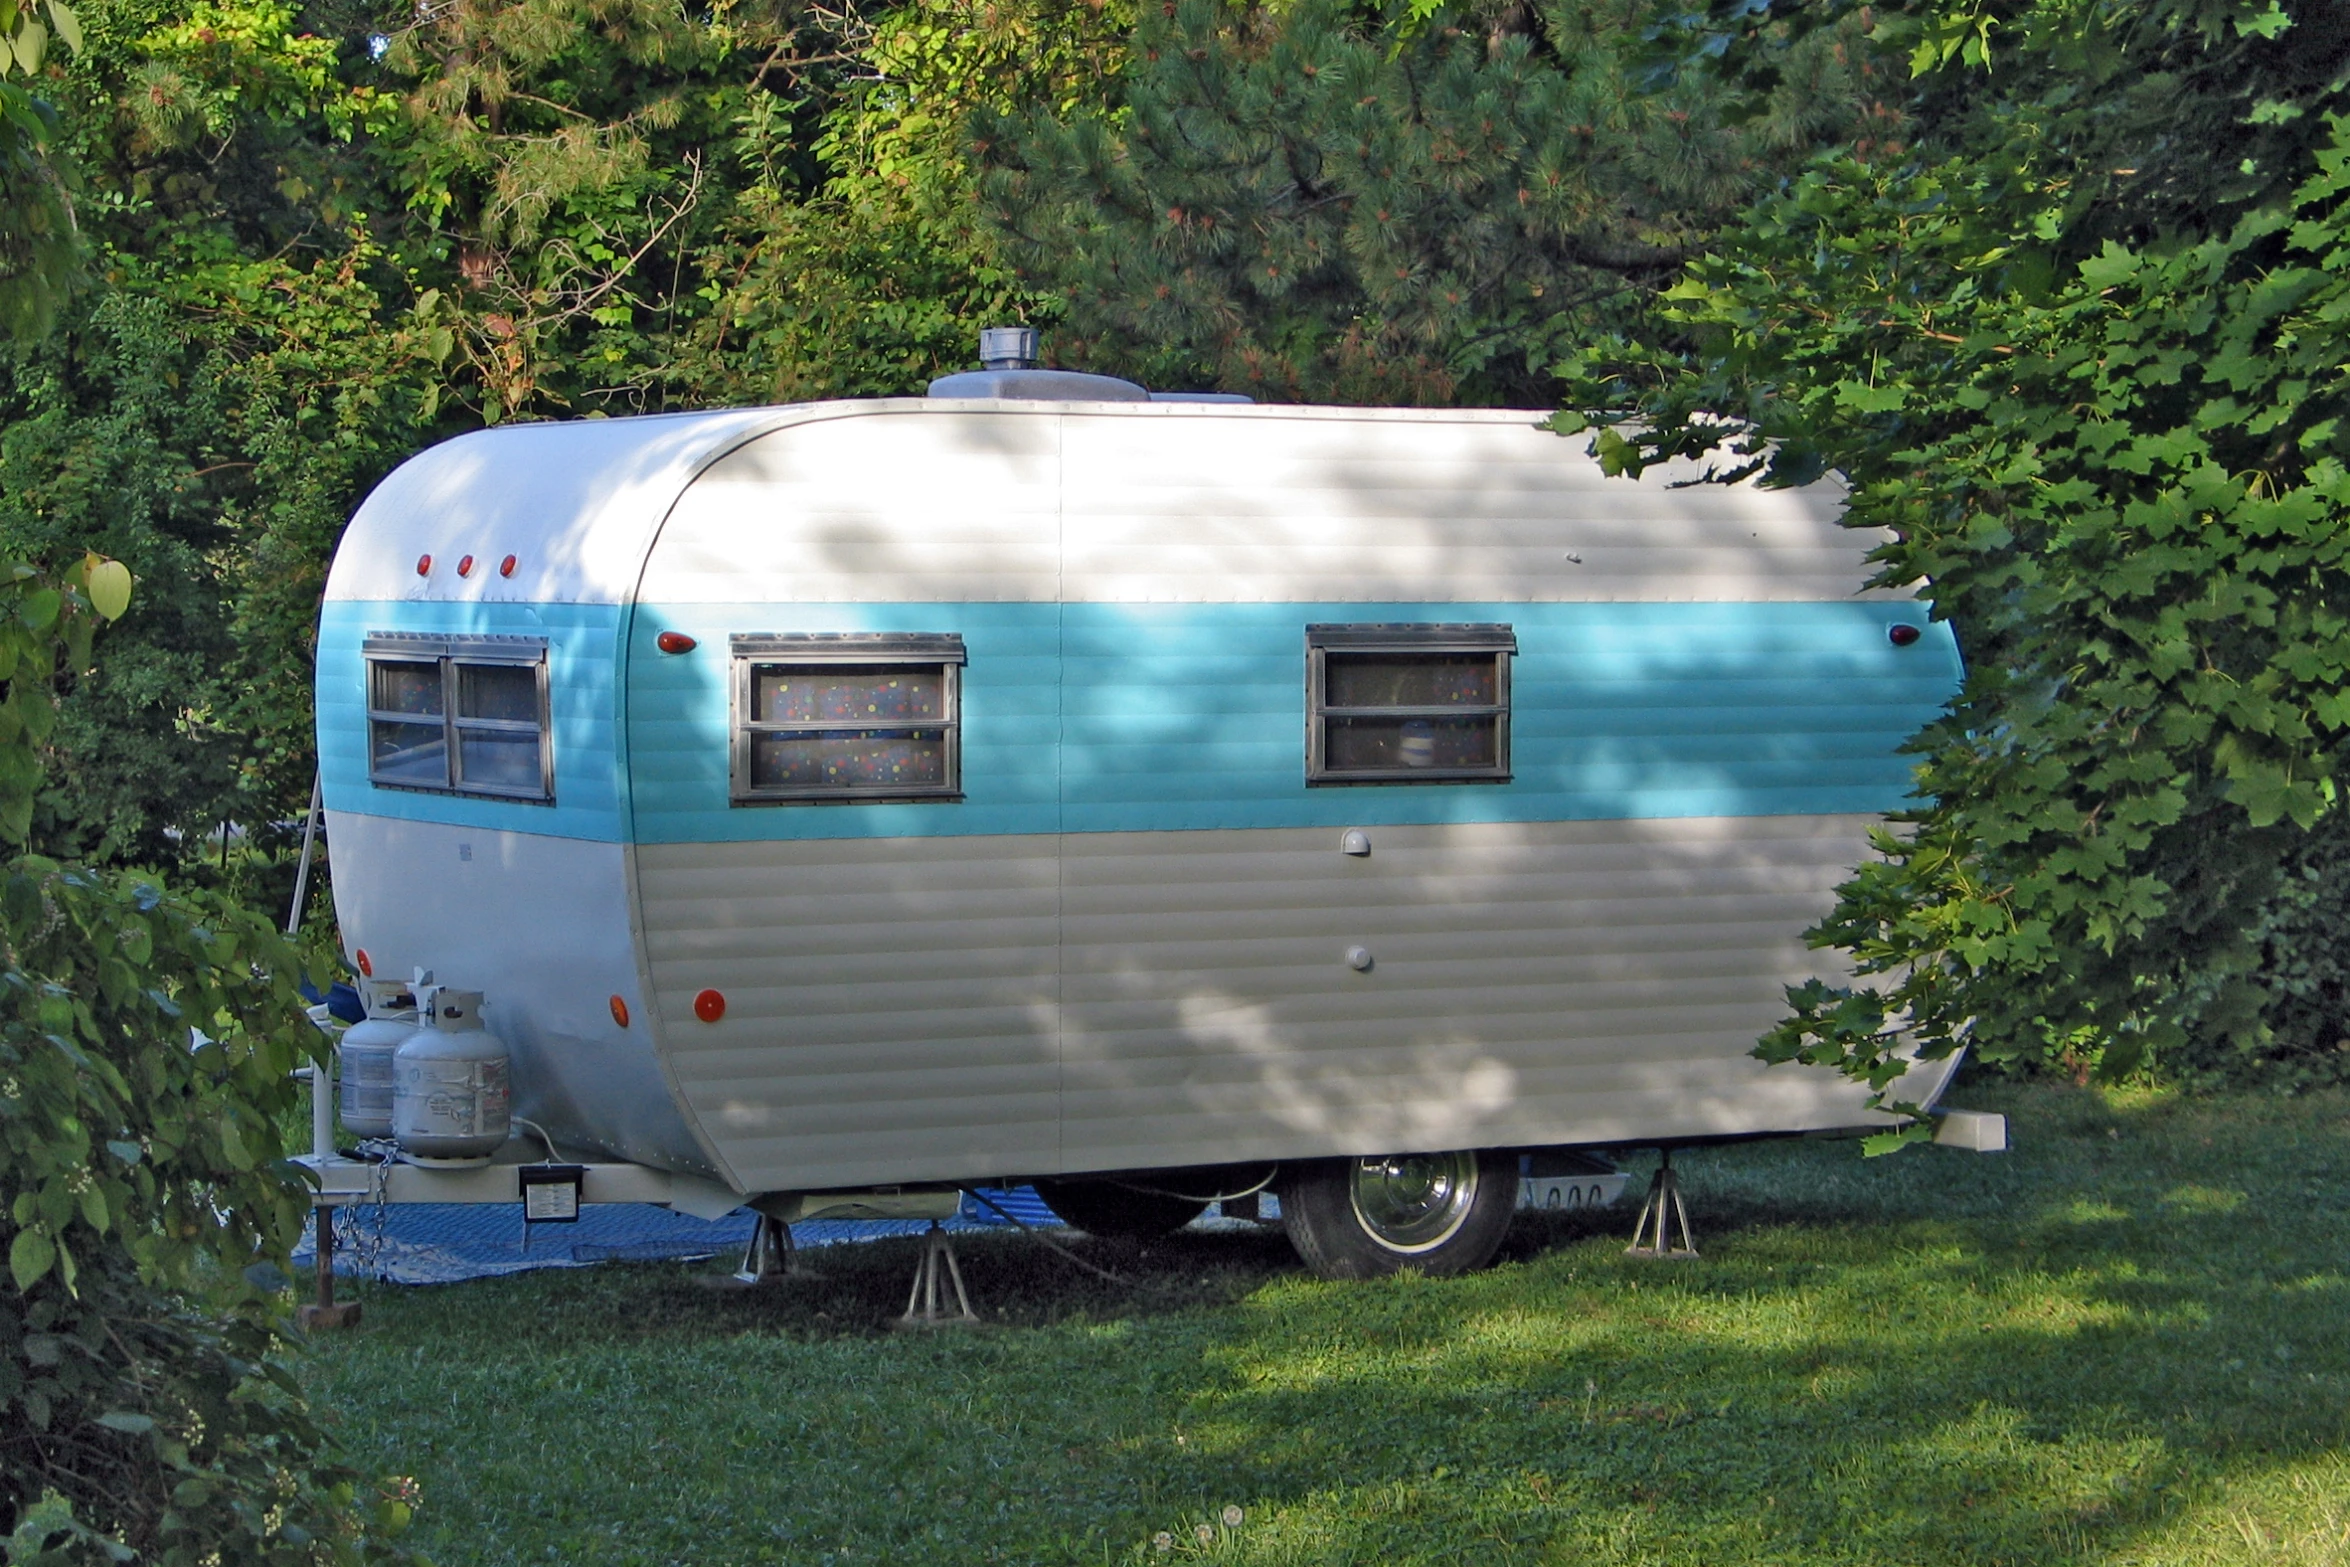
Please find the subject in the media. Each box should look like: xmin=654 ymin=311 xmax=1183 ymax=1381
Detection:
xmin=610 ymin=995 xmax=631 ymax=1028
xmin=415 ymin=555 xmax=432 ymax=577
xmin=355 ymin=948 xmax=372 ymax=977
xmin=656 ymin=631 xmax=697 ymax=654
xmin=693 ymin=988 xmax=726 ymax=1023
xmin=458 ymin=555 xmax=475 ymax=577
xmin=499 ymin=555 xmax=517 ymax=577
xmin=1888 ymin=623 xmax=1923 ymax=647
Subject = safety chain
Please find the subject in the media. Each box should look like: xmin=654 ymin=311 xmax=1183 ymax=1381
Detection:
xmin=330 ymin=1142 xmax=398 ymax=1283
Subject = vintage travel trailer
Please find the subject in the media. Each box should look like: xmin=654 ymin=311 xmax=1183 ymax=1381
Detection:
xmin=312 ymin=368 xmax=1970 ymax=1279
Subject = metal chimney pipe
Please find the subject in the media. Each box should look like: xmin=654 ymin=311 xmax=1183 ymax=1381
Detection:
xmin=978 ymin=326 xmax=1039 ymax=371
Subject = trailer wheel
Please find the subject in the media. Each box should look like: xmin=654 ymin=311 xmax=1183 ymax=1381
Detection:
xmin=1276 ymin=1150 xmax=1515 ymax=1280
xmin=1033 ymin=1179 xmax=1209 ymax=1239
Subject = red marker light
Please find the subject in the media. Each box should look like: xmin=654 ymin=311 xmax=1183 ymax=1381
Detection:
xmin=610 ymin=995 xmax=631 ymax=1028
xmin=1888 ymin=623 xmax=1922 ymax=647
xmin=693 ymin=988 xmax=726 ymax=1023
xmin=355 ymin=948 xmax=372 ymax=977
xmin=415 ymin=555 xmax=432 ymax=577
xmin=656 ymin=631 xmax=697 ymax=654
xmin=458 ymin=554 xmax=475 ymax=577
xmin=499 ymin=555 xmax=517 ymax=577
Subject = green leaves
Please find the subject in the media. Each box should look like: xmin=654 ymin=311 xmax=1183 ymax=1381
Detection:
xmin=1880 ymin=6 xmax=2000 ymax=78
xmin=2236 ymin=3 xmax=2293 ymax=41
xmin=0 ymin=844 xmax=393 ymax=1560
xmin=0 ymin=557 xmax=127 ymax=854
xmin=1592 ymin=427 xmax=1641 ymax=477
xmin=10 ymin=1226 xmax=55 ymax=1291
xmin=0 ymin=561 xmax=411 ymax=1563
xmin=0 ymin=0 xmax=82 ymax=341
xmin=0 ymin=0 xmax=75 ymax=76
xmin=1860 ymin=1122 xmax=1938 ymax=1157
xmin=1834 ymin=380 xmax=1905 ymax=414
xmin=1575 ymin=8 xmax=2350 ymax=1102
xmin=82 ymin=558 xmax=129 ymax=623
xmin=5 ymin=1492 xmax=137 ymax=1563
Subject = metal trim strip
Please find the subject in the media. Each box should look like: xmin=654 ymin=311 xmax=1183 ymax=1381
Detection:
xmin=729 ymin=632 xmax=970 ymax=663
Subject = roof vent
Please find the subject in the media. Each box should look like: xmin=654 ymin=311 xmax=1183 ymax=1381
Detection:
xmin=978 ymin=325 xmax=1039 ymax=370
xmin=926 ymin=326 xmax=1251 ymax=404
xmin=928 ymin=326 xmax=1150 ymax=401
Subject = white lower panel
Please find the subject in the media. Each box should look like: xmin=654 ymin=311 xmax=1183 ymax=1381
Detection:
xmin=324 ymin=812 xmax=719 ymax=1178
xmin=637 ymin=835 xmax=1061 ymax=1192
xmin=1057 ymin=816 xmax=1895 ymax=1169
xmin=639 ymin=815 xmax=1912 ymax=1192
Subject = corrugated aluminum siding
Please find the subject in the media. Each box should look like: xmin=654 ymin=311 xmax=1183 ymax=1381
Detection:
xmin=622 ymin=600 xmax=1956 ymax=845
xmin=637 ymin=405 xmax=1896 ymax=607
xmin=640 ymin=817 xmax=1886 ymax=1192
xmin=621 ymin=404 xmax=1946 ymax=1190
xmin=644 ymin=410 xmax=1063 ymax=604
xmin=1057 ymin=817 xmax=1882 ymax=1172
xmin=636 ymin=834 xmax=1062 ymax=1190
xmin=1056 ymin=411 xmax=1890 ymax=604
xmin=322 ymin=402 xmax=1952 ymax=1192
xmin=626 ymin=603 xmax=1064 ymax=845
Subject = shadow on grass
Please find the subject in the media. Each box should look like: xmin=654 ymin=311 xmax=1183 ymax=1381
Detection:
xmin=303 ymin=1084 xmax=2350 ymax=1567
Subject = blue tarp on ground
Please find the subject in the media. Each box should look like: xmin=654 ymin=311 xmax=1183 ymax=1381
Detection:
xmin=293 ymin=1186 xmax=1068 ymax=1286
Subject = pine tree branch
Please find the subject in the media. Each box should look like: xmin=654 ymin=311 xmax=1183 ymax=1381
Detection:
xmin=1556 ymin=233 xmax=1688 ymax=272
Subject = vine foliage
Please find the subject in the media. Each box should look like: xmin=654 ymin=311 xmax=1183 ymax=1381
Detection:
xmin=0 ymin=558 xmax=414 ymax=1561
xmin=1565 ymin=0 xmax=2350 ymax=1113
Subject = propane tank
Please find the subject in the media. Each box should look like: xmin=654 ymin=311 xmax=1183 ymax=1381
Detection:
xmin=337 ymin=978 xmax=420 ymax=1140
xmin=391 ymin=988 xmax=511 ymax=1165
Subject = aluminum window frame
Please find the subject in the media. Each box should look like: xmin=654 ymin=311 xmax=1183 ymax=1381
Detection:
xmin=729 ymin=632 xmax=967 ymax=805
xmin=363 ymin=632 xmax=554 ymax=802
xmin=1305 ymin=623 xmax=1515 ymax=786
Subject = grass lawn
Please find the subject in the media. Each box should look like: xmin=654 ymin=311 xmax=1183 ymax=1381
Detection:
xmin=301 ymin=1083 xmax=2350 ymax=1566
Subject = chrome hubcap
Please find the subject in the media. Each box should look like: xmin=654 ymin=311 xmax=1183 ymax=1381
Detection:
xmin=1348 ymin=1152 xmax=1480 ymax=1253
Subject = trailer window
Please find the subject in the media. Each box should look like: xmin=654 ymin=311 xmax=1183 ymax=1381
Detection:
xmin=363 ymin=635 xmax=552 ymax=801
xmin=730 ymin=633 xmax=965 ymax=804
xmin=1306 ymin=624 xmax=1514 ymax=784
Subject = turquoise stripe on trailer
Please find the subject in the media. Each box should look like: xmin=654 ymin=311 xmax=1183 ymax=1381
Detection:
xmin=317 ymin=599 xmax=629 ymax=843
xmin=620 ymin=598 xmax=1959 ymax=845
xmin=322 ymin=597 xmax=1958 ymax=846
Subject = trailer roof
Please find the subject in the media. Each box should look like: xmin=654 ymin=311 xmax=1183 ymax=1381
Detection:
xmin=326 ymin=403 xmax=802 ymax=607
xmin=326 ymin=399 xmax=1852 ymax=609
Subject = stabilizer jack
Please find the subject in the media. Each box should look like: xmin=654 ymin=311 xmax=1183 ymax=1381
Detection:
xmin=1624 ymin=1149 xmax=1699 ymax=1261
xmin=895 ymin=1221 xmax=982 ymax=1329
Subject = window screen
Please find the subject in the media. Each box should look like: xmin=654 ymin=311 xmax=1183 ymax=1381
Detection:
xmin=1306 ymin=624 xmax=1514 ymax=784
xmin=363 ymin=635 xmax=552 ymax=801
xmin=731 ymin=633 xmax=965 ymax=803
